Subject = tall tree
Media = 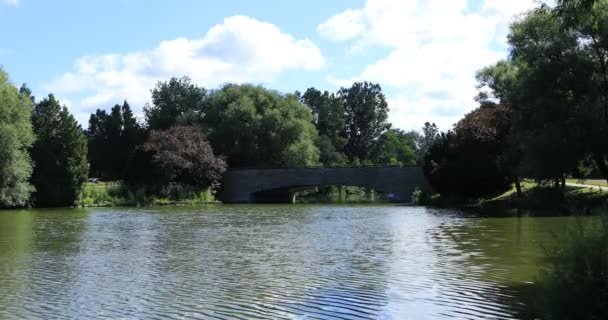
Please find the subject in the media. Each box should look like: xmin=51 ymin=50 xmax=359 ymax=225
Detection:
xmin=31 ymin=94 xmax=88 ymax=207
xmin=300 ymin=88 xmax=347 ymax=165
xmin=424 ymin=105 xmax=513 ymax=197
xmin=338 ymin=82 xmax=390 ymax=162
xmin=0 ymin=70 xmax=35 ymax=207
xmin=202 ymin=84 xmax=319 ymax=167
xmin=144 ymin=77 xmax=207 ymax=130
xmin=87 ymin=101 xmax=144 ymax=179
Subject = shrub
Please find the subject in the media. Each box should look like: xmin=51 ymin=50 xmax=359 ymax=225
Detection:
xmin=531 ymin=216 xmax=608 ymax=319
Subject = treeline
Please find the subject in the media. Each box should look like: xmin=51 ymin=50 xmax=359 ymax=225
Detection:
xmin=424 ymin=0 xmax=608 ymax=198
xmin=0 ymin=73 xmax=87 ymax=209
xmin=1 ymin=70 xmax=436 ymax=208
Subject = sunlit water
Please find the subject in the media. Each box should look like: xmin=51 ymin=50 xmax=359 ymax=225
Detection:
xmin=0 ymin=205 xmax=584 ymax=319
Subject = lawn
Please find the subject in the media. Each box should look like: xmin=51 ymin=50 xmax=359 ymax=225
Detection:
xmin=566 ymin=179 xmax=608 ymax=187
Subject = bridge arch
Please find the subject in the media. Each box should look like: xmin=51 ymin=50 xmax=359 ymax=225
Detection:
xmin=221 ymin=166 xmax=430 ymax=203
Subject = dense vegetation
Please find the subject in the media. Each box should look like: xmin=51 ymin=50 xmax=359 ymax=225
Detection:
xmin=0 ymin=70 xmax=35 ymax=208
xmin=0 ymin=69 xmax=424 ymax=207
xmin=424 ymin=0 xmax=608 ymax=201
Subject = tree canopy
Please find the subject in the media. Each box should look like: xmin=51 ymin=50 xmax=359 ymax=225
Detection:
xmin=144 ymin=77 xmax=207 ymax=130
xmin=202 ymin=84 xmax=320 ymax=167
xmin=87 ymin=101 xmax=145 ymax=179
xmin=339 ymin=82 xmax=390 ymax=162
xmin=0 ymin=70 xmax=35 ymax=208
xmin=31 ymin=94 xmax=88 ymax=207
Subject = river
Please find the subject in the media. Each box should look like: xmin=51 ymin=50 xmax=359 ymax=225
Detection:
xmin=0 ymin=205 xmax=584 ymax=319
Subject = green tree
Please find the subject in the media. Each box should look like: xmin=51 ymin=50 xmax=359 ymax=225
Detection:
xmin=338 ymin=82 xmax=390 ymax=162
xmin=372 ymin=129 xmax=416 ymax=166
xmin=415 ymin=122 xmax=440 ymax=164
xmin=424 ymin=105 xmax=513 ymax=197
xmin=0 ymin=70 xmax=35 ymax=207
xmin=144 ymin=77 xmax=207 ymax=130
xmin=202 ymin=84 xmax=319 ymax=167
xmin=87 ymin=101 xmax=145 ymax=179
xmin=300 ymin=88 xmax=347 ymax=165
xmin=31 ymin=94 xmax=88 ymax=207
xmin=479 ymin=4 xmax=608 ymax=184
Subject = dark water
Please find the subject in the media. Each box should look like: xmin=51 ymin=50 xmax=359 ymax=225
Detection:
xmin=0 ymin=205 xmax=582 ymax=319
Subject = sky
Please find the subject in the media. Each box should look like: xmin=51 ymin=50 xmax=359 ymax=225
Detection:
xmin=0 ymin=0 xmax=543 ymax=130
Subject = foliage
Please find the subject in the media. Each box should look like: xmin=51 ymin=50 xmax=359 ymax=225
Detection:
xmin=0 ymin=70 xmax=35 ymax=207
xmin=338 ymin=82 xmax=390 ymax=162
xmin=411 ymin=187 xmax=428 ymax=206
xmin=530 ymin=216 xmax=608 ymax=320
xmin=372 ymin=129 xmax=416 ymax=166
xmin=144 ymin=77 xmax=207 ymax=130
xmin=78 ymin=181 xmax=219 ymax=207
xmin=416 ymin=122 xmax=439 ymax=164
xmin=87 ymin=101 xmax=145 ymax=179
xmin=31 ymin=94 xmax=88 ymax=207
xmin=142 ymin=126 xmax=227 ymax=189
xmin=202 ymin=84 xmax=319 ymax=167
xmin=478 ymin=1 xmax=608 ymax=184
xmin=424 ymin=105 xmax=513 ymax=197
xmin=78 ymin=181 xmax=125 ymax=207
xmin=300 ymin=88 xmax=348 ymax=165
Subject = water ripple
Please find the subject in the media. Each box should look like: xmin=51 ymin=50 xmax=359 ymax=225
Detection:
xmin=0 ymin=206 xmax=574 ymax=319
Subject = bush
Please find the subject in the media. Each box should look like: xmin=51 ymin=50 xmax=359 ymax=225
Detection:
xmin=411 ymin=187 xmax=427 ymax=205
xmin=530 ymin=216 xmax=608 ymax=319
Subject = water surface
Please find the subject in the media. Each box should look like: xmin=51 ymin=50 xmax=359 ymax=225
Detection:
xmin=0 ymin=205 xmax=581 ymax=319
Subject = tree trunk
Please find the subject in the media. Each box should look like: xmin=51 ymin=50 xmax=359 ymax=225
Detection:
xmin=561 ymin=175 xmax=566 ymax=190
xmin=554 ymin=177 xmax=560 ymax=189
xmin=593 ymin=152 xmax=608 ymax=184
xmin=514 ymin=177 xmax=522 ymax=198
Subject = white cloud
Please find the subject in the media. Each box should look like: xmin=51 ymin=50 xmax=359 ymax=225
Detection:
xmin=2 ymin=0 xmax=19 ymax=6
xmin=320 ymin=0 xmax=540 ymax=131
xmin=46 ymin=15 xmax=325 ymax=125
xmin=318 ymin=9 xmax=366 ymax=41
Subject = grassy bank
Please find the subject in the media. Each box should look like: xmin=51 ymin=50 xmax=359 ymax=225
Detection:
xmin=78 ymin=182 xmax=219 ymax=207
xmin=424 ymin=181 xmax=608 ymax=215
xmin=566 ymin=178 xmax=608 ymax=187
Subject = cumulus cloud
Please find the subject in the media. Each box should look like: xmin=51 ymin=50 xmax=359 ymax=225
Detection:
xmin=46 ymin=15 xmax=325 ymax=124
xmin=319 ymin=0 xmax=539 ymax=130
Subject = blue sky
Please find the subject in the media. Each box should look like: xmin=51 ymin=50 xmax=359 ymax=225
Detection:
xmin=0 ymin=0 xmax=542 ymax=130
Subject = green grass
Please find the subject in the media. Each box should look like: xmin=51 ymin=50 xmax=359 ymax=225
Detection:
xmin=566 ymin=178 xmax=608 ymax=187
xmin=473 ymin=180 xmax=608 ymax=214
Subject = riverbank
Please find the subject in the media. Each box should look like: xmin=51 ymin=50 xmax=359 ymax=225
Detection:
xmin=424 ymin=181 xmax=608 ymax=215
xmin=78 ymin=182 xmax=220 ymax=207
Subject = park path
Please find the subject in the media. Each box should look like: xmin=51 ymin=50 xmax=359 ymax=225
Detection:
xmin=566 ymin=182 xmax=608 ymax=191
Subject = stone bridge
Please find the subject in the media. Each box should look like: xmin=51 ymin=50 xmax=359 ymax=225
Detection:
xmin=220 ymin=166 xmax=431 ymax=203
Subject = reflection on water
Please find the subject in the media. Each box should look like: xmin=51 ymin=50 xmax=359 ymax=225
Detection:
xmin=0 ymin=205 xmax=582 ymax=319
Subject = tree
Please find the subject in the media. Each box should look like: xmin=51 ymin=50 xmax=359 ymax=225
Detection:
xmin=372 ymin=129 xmax=416 ymax=166
xmin=144 ymin=77 xmax=207 ymax=130
xmin=477 ymin=4 xmax=608 ymax=185
xmin=87 ymin=101 xmax=145 ymax=179
xmin=142 ymin=126 xmax=226 ymax=188
xmin=202 ymin=84 xmax=319 ymax=167
xmin=0 ymin=70 xmax=35 ymax=207
xmin=415 ymin=122 xmax=440 ymax=164
xmin=31 ymin=94 xmax=88 ymax=207
xmin=338 ymin=82 xmax=390 ymax=162
xmin=424 ymin=105 xmax=513 ymax=197
xmin=300 ymin=88 xmax=347 ymax=165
